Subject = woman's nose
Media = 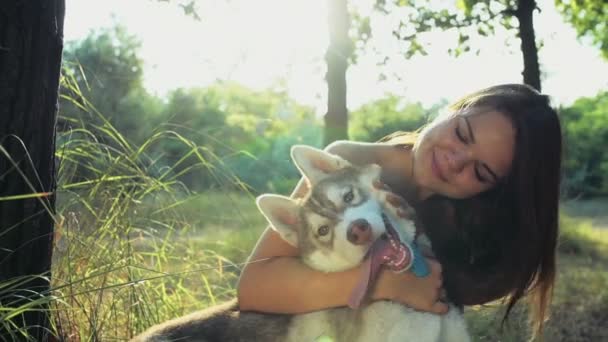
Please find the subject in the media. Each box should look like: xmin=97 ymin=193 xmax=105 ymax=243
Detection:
xmin=446 ymin=149 xmax=470 ymax=172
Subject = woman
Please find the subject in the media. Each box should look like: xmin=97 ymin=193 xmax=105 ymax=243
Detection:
xmin=237 ymin=84 xmax=562 ymax=338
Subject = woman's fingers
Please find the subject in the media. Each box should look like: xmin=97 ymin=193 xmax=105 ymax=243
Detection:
xmin=428 ymin=258 xmax=442 ymax=275
xmin=431 ymin=301 xmax=449 ymax=314
xmin=428 ymin=259 xmax=443 ymax=287
xmin=427 ymin=259 xmax=448 ymax=314
xmin=439 ymin=288 xmax=448 ymax=302
xmin=371 ymin=255 xmax=450 ymax=315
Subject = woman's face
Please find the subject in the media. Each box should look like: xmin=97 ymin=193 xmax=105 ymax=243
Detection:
xmin=413 ymin=109 xmax=516 ymax=200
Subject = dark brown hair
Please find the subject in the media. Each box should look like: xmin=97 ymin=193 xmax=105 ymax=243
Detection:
xmin=382 ymin=84 xmax=562 ymax=338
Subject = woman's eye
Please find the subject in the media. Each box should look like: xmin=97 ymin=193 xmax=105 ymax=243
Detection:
xmin=455 ymin=126 xmax=468 ymax=144
xmin=474 ymin=165 xmax=487 ymax=183
xmin=318 ymin=225 xmax=330 ymax=236
xmin=343 ymin=190 xmax=354 ymax=203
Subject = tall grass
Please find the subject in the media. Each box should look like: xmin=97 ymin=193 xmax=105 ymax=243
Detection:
xmin=48 ymin=71 xmax=266 ymax=340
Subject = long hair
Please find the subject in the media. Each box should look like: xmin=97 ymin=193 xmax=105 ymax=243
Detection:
xmin=382 ymin=84 xmax=562 ymax=339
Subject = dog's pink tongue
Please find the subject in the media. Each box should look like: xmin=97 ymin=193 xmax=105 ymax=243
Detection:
xmin=348 ymin=237 xmax=412 ymax=309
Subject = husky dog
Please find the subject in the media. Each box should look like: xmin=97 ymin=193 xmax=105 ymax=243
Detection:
xmin=132 ymin=145 xmax=470 ymax=342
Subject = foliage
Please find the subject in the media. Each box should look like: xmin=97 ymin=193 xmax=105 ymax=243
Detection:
xmin=556 ymin=0 xmax=608 ymax=59
xmin=50 ymin=115 xmax=260 ymax=340
xmin=59 ymin=25 xmax=321 ymax=194
xmin=349 ymin=96 xmax=445 ymax=142
xmin=222 ymin=122 xmax=322 ymax=195
xmin=345 ymin=0 xmax=546 ymax=92
xmin=155 ymin=0 xmax=201 ymax=20
xmin=159 ymin=83 xmax=320 ymax=192
xmin=364 ymin=0 xmax=521 ymax=58
xmin=61 ymin=25 xmax=163 ymax=143
xmin=0 ymin=275 xmax=59 ymax=341
xmin=560 ymin=91 xmax=608 ymax=196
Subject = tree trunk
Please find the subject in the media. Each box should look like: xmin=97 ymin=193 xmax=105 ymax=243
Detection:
xmin=324 ymin=0 xmax=351 ymax=146
xmin=0 ymin=0 xmax=64 ymax=340
xmin=516 ymin=0 xmax=541 ymax=91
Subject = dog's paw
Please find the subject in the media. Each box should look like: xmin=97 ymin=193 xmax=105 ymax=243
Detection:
xmin=371 ymin=180 xmax=415 ymax=220
xmin=372 ymin=179 xmax=391 ymax=191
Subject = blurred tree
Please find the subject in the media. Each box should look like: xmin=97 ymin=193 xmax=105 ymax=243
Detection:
xmin=61 ymin=25 xmax=162 ymax=142
xmin=153 ymin=0 xmax=349 ymax=146
xmin=59 ymin=20 xmax=322 ymax=193
xmin=160 ymin=82 xmax=317 ymax=191
xmin=324 ymin=0 xmax=353 ymax=146
xmin=0 ymin=0 xmax=64 ymax=340
xmin=163 ymin=83 xmax=313 ymax=149
xmin=349 ymin=96 xmax=442 ymax=142
xmin=368 ymin=0 xmax=543 ymax=90
xmin=555 ymin=0 xmax=608 ymax=59
xmin=560 ymin=91 xmax=608 ymax=196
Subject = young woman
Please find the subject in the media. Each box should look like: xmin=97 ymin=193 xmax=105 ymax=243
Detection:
xmin=237 ymin=84 xmax=562 ymax=338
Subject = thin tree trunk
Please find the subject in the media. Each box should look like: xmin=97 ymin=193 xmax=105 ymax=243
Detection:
xmin=324 ymin=0 xmax=351 ymax=146
xmin=0 ymin=0 xmax=64 ymax=340
xmin=516 ymin=0 xmax=541 ymax=91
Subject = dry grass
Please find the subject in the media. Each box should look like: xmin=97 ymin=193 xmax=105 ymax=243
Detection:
xmin=465 ymin=208 xmax=608 ymax=341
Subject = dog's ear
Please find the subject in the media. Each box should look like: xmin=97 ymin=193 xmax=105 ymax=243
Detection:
xmin=291 ymin=145 xmax=350 ymax=184
xmin=256 ymin=194 xmax=300 ymax=247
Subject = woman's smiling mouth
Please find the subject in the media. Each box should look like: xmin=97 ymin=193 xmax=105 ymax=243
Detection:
xmin=432 ymin=148 xmax=448 ymax=182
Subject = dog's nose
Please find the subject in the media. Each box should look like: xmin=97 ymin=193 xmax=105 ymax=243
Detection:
xmin=347 ymin=219 xmax=372 ymax=245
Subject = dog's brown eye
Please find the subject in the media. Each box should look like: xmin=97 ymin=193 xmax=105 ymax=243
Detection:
xmin=317 ymin=225 xmax=330 ymax=236
xmin=343 ymin=190 xmax=354 ymax=203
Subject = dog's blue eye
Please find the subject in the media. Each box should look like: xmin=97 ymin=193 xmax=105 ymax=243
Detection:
xmin=318 ymin=225 xmax=330 ymax=236
xmin=343 ymin=190 xmax=354 ymax=203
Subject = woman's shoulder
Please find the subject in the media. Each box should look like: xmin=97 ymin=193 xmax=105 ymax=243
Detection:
xmin=325 ymin=139 xmax=404 ymax=166
xmin=325 ymin=140 xmax=415 ymax=198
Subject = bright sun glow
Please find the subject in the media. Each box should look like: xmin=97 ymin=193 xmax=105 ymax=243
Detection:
xmin=65 ymin=0 xmax=607 ymax=112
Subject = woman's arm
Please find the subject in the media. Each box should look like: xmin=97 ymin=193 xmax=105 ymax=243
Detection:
xmin=237 ymin=229 xmax=447 ymax=313
xmin=237 ymin=141 xmax=448 ymax=314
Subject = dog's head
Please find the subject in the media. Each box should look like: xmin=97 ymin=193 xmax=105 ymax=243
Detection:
xmin=256 ymin=145 xmax=391 ymax=272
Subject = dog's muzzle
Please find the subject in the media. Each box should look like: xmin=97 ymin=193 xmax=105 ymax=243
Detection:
xmin=347 ymin=213 xmax=414 ymax=309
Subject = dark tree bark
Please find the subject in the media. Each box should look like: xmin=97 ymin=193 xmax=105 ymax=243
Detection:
xmin=0 ymin=0 xmax=64 ymax=340
xmin=515 ymin=0 xmax=541 ymax=91
xmin=324 ymin=0 xmax=351 ymax=146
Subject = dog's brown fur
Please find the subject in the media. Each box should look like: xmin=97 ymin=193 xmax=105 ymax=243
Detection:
xmin=131 ymin=299 xmax=291 ymax=342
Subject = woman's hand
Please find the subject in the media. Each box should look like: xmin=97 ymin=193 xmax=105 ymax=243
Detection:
xmin=372 ymin=258 xmax=448 ymax=314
